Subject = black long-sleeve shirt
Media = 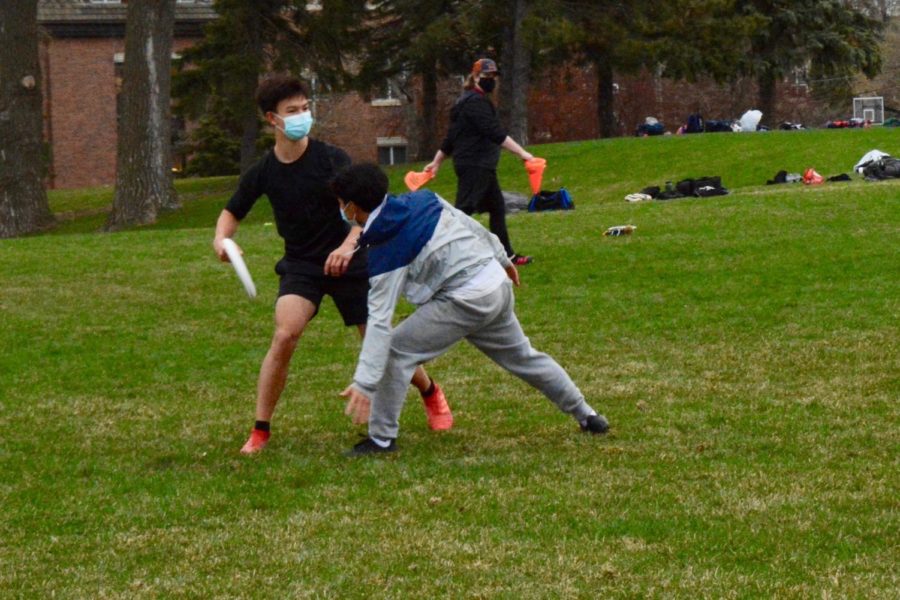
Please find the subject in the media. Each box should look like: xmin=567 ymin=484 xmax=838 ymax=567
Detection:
xmin=439 ymin=90 xmax=507 ymax=170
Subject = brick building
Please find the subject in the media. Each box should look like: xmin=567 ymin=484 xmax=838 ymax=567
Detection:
xmin=313 ymin=15 xmax=899 ymax=161
xmin=320 ymin=64 xmax=836 ymax=164
xmin=38 ymin=0 xmax=216 ymax=190
xmin=37 ymin=2 xmax=897 ymax=190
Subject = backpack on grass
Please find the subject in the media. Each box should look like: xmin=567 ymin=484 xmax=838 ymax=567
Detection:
xmin=862 ymin=157 xmax=900 ymax=180
xmin=686 ymin=113 xmax=704 ymax=134
xmin=528 ymin=188 xmax=574 ymax=212
xmin=676 ymin=176 xmax=729 ymax=197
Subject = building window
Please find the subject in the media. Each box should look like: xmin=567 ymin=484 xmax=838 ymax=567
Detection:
xmin=371 ymin=78 xmax=402 ymax=107
xmin=793 ymin=65 xmax=809 ymax=88
xmin=378 ymin=146 xmax=407 ymax=165
xmin=377 ymin=137 xmax=407 ymax=165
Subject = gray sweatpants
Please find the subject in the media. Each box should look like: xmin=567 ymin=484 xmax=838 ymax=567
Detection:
xmin=368 ymin=280 xmax=596 ymax=439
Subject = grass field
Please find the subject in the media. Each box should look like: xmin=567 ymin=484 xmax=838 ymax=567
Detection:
xmin=2 ymin=127 xmax=898 ymax=598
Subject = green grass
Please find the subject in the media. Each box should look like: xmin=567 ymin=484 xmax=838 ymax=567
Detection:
xmin=2 ymin=127 xmax=899 ymax=598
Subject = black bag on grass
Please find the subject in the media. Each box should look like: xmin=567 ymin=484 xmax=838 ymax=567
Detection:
xmin=704 ymin=120 xmax=733 ymax=133
xmin=640 ymin=185 xmax=661 ymax=199
xmin=863 ymin=157 xmax=900 ymax=180
xmin=676 ymin=176 xmax=728 ymax=197
xmin=686 ymin=113 xmax=704 ymax=134
xmin=529 ymin=188 xmax=574 ymax=211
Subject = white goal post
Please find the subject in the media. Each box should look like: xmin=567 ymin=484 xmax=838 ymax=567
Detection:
xmin=853 ymin=96 xmax=884 ymax=124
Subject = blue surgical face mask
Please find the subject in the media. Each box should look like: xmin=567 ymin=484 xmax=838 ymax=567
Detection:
xmin=339 ymin=204 xmax=360 ymax=228
xmin=276 ymin=111 xmax=313 ymax=141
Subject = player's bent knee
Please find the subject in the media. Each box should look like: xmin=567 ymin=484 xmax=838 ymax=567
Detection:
xmin=272 ymin=328 xmax=302 ymax=351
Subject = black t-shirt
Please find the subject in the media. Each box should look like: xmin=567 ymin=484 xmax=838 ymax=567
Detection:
xmin=439 ymin=90 xmax=507 ymax=170
xmin=225 ymin=139 xmax=366 ymax=277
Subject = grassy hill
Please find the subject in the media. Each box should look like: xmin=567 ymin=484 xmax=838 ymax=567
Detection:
xmin=3 ymin=127 xmax=898 ymax=597
xmin=46 ymin=126 xmax=899 ymax=233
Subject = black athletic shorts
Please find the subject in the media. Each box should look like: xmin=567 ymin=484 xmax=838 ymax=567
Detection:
xmin=277 ymin=271 xmax=369 ymax=326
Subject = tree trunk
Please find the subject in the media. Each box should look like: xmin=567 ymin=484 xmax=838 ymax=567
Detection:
xmin=596 ymin=58 xmax=617 ymax=138
xmin=106 ymin=0 xmax=178 ymax=231
xmin=0 ymin=0 xmax=54 ymax=238
xmin=499 ymin=0 xmax=531 ymax=145
xmin=757 ymin=71 xmax=777 ymax=127
xmin=418 ymin=64 xmax=438 ymax=161
xmin=238 ymin=7 xmax=262 ymax=174
xmin=239 ymin=99 xmax=260 ymax=174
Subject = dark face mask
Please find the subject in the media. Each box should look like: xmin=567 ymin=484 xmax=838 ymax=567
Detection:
xmin=479 ymin=77 xmax=496 ymax=93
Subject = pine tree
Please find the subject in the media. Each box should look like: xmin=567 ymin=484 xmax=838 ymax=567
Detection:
xmin=173 ymin=0 xmax=367 ymax=175
xmin=534 ymin=0 xmax=757 ymax=137
xmin=183 ymin=97 xmax=242 ymax=177
xmin=351 ymin=0 xmax=474 ymax=160
xmin=737 ymin=0 xmax=883 ymax=122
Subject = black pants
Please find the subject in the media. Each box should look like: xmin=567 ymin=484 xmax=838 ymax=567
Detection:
xmin=454 ymin=165 xmax=514 ymax=257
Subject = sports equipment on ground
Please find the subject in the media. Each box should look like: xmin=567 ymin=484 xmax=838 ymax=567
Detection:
xmin=603 ymin=225 xmax=636 ymax=237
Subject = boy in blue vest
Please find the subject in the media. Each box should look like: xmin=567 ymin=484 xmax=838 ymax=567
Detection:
xmin=333 ymin=163 xmax=609 ymax=455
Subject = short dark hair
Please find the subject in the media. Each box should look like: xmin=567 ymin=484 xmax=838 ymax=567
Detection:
xmin=255 ymin=75 xmax=310 ymax=114
xmin=331 ymin=163 xmax=390 ymax=212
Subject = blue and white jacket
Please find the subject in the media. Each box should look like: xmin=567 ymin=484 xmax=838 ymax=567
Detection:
xmin=352 ymin=190 xmax=512 ymax=396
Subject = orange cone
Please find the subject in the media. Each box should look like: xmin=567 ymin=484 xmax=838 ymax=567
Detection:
xmin=524 ymin=158 xmax=547 ymax=194
xmin=404 ymin=169 xmax=434 ymax=191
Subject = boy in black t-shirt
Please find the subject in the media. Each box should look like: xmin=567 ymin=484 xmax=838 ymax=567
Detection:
xmin=213 ymin=75 xmax=452 ymax=454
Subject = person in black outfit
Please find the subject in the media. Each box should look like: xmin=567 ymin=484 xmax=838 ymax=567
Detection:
xmin=425 ymin=58 xmax=534 ymax=266
xmin=212 ymin=75 xmax=452 ymax=454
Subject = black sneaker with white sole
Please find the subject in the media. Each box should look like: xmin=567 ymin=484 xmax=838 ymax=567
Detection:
xmin=345 ymin=436 xmax=397 ymax=456
xmin=579 ymin=414 xmax=610 ymax=435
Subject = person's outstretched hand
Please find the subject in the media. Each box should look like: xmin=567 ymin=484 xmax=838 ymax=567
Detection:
xmin=505 ymin=263 xmax=520 ymax=287
xmin=341 ymin=385 xmax=371 ymax=425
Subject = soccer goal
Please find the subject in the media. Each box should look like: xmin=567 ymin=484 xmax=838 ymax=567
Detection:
xmin=853 ymin=96 xmax=884 ymax=124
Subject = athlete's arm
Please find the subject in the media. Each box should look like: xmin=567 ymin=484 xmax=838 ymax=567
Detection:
xmin=501 ymin=136 xmax=534 ymax=162
xmin=324 ymin=225 xmax=362 ymax=277
xmin=212 ymin=209 xmax=240 ymax=262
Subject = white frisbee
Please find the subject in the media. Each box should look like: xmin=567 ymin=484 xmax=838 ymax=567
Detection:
xmin=221 ymin=238 xmax=257 ymax=298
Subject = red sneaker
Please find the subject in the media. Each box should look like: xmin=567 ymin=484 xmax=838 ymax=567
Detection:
xmin=512 ymin=254 xmax=533 ymax=266
xmin=422 ymin=383 xmax=453 ymax=431
xmin=240 ymin=429 xmax=270 ymax=454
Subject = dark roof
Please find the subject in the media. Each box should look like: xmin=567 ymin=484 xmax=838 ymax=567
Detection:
xmin=38 ymin=1 xmax=217 ymax=38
